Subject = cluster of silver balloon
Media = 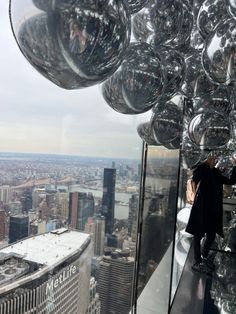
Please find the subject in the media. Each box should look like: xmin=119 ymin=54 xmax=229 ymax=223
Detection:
xmin=9 ymin=0 xmax=236 ymax=170
xmin=102 ymin=0 xmax=236 ymax=171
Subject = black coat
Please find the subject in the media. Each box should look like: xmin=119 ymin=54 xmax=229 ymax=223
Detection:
xmin=185 ymin=164 xmax=236 ymax=237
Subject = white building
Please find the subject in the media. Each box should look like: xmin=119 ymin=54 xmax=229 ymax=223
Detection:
xmin=0 ymin=228 xmax=92 ymax=314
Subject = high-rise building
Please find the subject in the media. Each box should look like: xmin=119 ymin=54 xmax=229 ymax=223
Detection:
xmin=94 ymin=215 xmax=105 ymax=256
xmin=98 ymin=250 xmax=134 ymax=314
xmin=0 ymin=228 xmax=92 ymax=314
xmin=0 ymin=185 xmax=11 ymax=204
xmin=0 ymin=210 xmax=6 ymax=240
xmin=20 ymin=188 xmax=33 ymax=212
xmin=55 ymin=191 xmax=68 ymax=220
xmin=101 ymin=168 xmax=116 ymax=234
xmin=86 ymin=277 xmax=101 ymax=314
xmin=84 ymin=215 xmax=105 ymax=256
xmin=128 ymin=194 xmax=139 ymax=241
xmin=9 ymin=215 xmax=29 ymax=244
xmin=69 ymin=192 xmax=94 ymax=231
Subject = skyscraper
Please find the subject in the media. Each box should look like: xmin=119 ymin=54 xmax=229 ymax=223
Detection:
xmin=128 ymin=194 xmax=139 ymax=241
xmin=9 ymin=214 xmax=29 ymax=244
xmin=84 ymin=215 xmax=105 ymax=256
xmin=69 ymin=192 xmax=95 ymax=231
xmin=86 ymin=277 xmax=101 ymax=314
xmin=101 ymin=168 xmax=116 ymax=234
xmin=98 ymin=250 xmax=134 ymax=314
xmin=0 ymin=185 xmax=11 ymax=204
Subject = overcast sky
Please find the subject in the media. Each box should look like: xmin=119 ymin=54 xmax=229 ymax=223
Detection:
xmin=0 ymin=2 xmax=152 ymax=159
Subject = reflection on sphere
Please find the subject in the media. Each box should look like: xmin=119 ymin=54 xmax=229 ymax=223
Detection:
xmin=151 ymin=102 xmax=183 ymax=145
xmin=202 ymin=19 xmax=236 ymax=85
xmin=197 ymin=0 xmax=229 ymax=38
xmin=151 ymin=0 xmax=193 ymax=48
xmin=193 ymin=87 xmax=233 ymax=115
xmin=102 ymin=72 xmax=145 ymax=114
xmin=132 ymin=8 xmax=154 ymax=43
xmin=163 ymin=135 xmax=181 ymax=149
xmin=137 ymin=122 xmax=160 ymax=145
xmin=10 ymin=0 xmax=131 ymax=89
xmin=228 ymin=0 xmax=236 ymax=18
xmin=158 ymin=48 xmax=185 ymax=99
xmin=188 ymin=111 xmax=230 ymax=149
xmin=183 ymin=149 xmax=203 ymax=169
xmin=126 ymin=0 xmax=149 ymax=14
xmin=32 ymin=0 xmax=76 ymax=11
xmin=182 ymin=51 xmax=217 ymax=98
xmin=121 ymin=43 xmax=164 ymax=111
xmin=217 ymin=155 xmax=234 ymax=178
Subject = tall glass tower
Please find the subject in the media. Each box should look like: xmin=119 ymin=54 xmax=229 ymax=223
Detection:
xmin=101 ymin=168 xmax=116 ymax=234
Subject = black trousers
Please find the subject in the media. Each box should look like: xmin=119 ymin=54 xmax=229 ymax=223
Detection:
xmin=193 ymin=232 xmax=216 ymax=264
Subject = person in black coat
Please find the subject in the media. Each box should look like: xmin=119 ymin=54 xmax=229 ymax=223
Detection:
xmin=185 ymin=153 xmax=236 ymax=274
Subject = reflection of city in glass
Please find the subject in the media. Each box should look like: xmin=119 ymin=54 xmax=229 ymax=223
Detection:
xmin=0 ymin=152 xmax=140 ymax=314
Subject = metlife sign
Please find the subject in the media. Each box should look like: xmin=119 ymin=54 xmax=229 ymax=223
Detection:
xmin=46 ymin=262 xmax=79 ymax=296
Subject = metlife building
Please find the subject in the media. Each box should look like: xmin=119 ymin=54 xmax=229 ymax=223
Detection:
xmin=0 ymin=228 xmax=92 ymax=314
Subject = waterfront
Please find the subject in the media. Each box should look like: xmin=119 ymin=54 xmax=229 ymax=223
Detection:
xmin=70 ymin=186 xmax=133 ymax=220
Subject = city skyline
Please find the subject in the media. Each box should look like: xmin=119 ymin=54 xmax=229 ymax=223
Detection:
xmin=0 ymin=2 xmax=148 ymax=159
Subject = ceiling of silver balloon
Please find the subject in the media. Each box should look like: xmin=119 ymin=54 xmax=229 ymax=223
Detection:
xmin=9 ymin=0 xmax=236 ymax=170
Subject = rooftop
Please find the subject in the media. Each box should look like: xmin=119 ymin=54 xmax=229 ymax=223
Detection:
xmin=0 ymin=228 xmax=91 ymax=294
xmin=1 ymin=228 xmax=90 ymax=267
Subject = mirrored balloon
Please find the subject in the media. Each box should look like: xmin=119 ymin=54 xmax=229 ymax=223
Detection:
xmin=182 ymin=50 xmax=217 ymax=98
xmin=102 ymin=71 xmax=152 ymax=114
xmin=182 ymin=149 xmax=206 ymax=169
xmin=197 ymin=0 xmax=230 ymax=38
xmin=202 ymin=18 xmax=236 ymax=85
xmin=121 ymin=43 xmax=164 ymax=111
xmin=9 ymin=0 xmax=131 ymax=89
xmin=151 ymin=101 xmax=183 ymax=144
xmin=132 ymin=8 xmax=155 ymax=43
xmin=137 ymin=122 xmax=160 ymax=145
xmin=102 ymin=72 xmax=135 ymax=114
xmin=158 ymin=48 xmax=185 ymax=99
xmin=151 ymin=0 xmax=193 ymax=49
xmin=188 ymin=111 xmax=231 ymax=149
xmin=193 ymin=86 xmax=233 ymax=115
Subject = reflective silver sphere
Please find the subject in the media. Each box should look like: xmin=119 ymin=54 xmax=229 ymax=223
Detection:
xmin=151 ymin=101 xmax=183 ymax=144
xmin=158 ymin=48 xmax=185 ymax=99
xmin=202 ymin=18 xmax=236 ymax=85
xmin=121 ymin=42 xmax=164 ymax=111
xmin=193 ymin=86 xmax=233 ymax=115
xmin=151 ymin=0 xmax=193 ymax=49
xmin=188 ymin=111 xmax=231 ymax=149
xmin=9 ymin=0 xmax=131 ymax=89
xmin=182 ymin=50 xmax=217 ymax=98
xmin=197 ymin=0 xmax=230 ymax=38
xmin=102 ymin=72 xmax=149 ymax=114
xmin=132 ymin=8 xmax=154 ymax=43
xmin=137 ymin=122 xmax=160 ymax=145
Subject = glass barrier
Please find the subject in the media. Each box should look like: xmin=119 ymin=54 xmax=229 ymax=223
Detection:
xmin=134 ymin=144 xmax=180 ymax=314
